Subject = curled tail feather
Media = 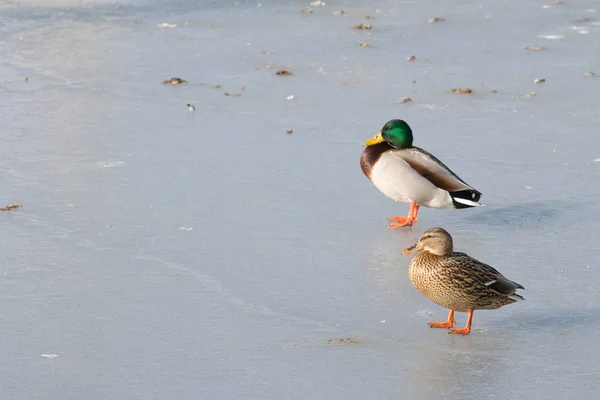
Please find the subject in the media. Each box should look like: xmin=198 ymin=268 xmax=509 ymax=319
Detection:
xmin=450 ymin=189 xmax=483 ymax=209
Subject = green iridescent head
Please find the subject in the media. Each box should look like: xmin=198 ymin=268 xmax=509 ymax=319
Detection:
xmin=364 ymin=119 xmax=414 ymax=149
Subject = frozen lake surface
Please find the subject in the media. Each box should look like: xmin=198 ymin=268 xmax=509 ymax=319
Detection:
xmin=1 ymin=0 xmax=600 ymax=398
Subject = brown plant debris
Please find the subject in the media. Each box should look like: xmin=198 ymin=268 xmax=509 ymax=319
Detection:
xmin=327 ymin=337 xmax=361 ymax=345
xmin=275 ymin=69 xmax=293 ymax=76
xmin=162 ymin=77 xmax=188 ymax=84
xmin=1 ymin=204 xmax=21 ymax=211
xmin=451 ymin=88 xmax=474 ymax=94
xmin=573 ymin=17 xmax=596 ymax=24
xmin=428 ymin=17 xmax=446 ymax=23
xmin=524 ymin=45 xmax=545 ymax=52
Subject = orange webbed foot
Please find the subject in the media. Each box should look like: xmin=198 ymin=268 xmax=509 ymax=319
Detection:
xmin=449 ymin=327 xmax=471 ymax=335
xmin=448 ymin=308 xmax=474 ymax=335
xmin=428 ymin=310 xmax=456 ymax=329
xmin=428 ymin=320 xmax=456 ymax=329
xmin=387 ymin=216 xmax=418 ymax=229
xmin=388 ymin=215 xmax=419 ymax=223
xmin=387 ymin=202 xmax=420 ymax=228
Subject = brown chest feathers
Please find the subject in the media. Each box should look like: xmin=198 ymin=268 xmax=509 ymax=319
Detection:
xmin=360 ymin=142 xmax=392 ymax=179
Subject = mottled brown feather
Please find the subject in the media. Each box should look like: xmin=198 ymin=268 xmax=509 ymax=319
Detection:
xmin=408 ymin=252 xmax=524 ymax=313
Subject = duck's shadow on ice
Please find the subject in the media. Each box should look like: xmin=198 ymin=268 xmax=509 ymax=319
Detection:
xmin=461 ymin=200 xmax=573 ymax=229
xmin=505 ymin=308 xmax=600 ymax=330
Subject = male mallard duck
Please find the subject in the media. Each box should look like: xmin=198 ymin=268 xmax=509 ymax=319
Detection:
xmin=360 ymin=119 xmax=482 ymax=228
xmin=402 ymin=227 xmax=524 ymax=335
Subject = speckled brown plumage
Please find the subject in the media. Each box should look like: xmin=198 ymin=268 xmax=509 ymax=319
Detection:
xmin=403 ymin=227 xmax=524 ymax=334
xmin=408 ymin=251 xmax=524 ymax=312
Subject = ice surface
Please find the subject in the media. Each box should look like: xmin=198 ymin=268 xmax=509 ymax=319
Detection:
xmin=1 ymin=0 xmax=600 ymax=398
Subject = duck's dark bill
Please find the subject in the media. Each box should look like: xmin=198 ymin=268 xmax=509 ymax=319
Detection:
xmin=402 ymin=244 xmax=424 ymax=255
xmin=363 ymin=132 xmax=384 ymax=147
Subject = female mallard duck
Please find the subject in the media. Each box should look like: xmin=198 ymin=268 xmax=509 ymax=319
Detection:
xmin=360 ymin=120 xmax=482 ymax=228
xmin=402 ymin=227 xmax=524 ymax=335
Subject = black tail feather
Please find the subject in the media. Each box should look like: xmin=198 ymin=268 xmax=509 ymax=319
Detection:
xmin=450 ymin=189 xmax=482 ymax=209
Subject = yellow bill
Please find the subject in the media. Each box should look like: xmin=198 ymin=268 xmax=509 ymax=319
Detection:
xmin=363 ymin=132 xmax=385 ymax=147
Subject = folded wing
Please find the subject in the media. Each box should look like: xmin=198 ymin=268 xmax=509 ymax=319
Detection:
xmin=452 ymin=252 xmax=525 ymax=299
xmin=394 ymin=147 xmax=482 ymax=207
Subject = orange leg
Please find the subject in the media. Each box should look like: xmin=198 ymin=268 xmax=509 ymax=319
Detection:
xmin=388 ymin=202 xmax=420 ymax=229
xmin=428 ymin=310 xmax=457 ymax=329
xmin=449 ymin=308 xmax=474 ymax=335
